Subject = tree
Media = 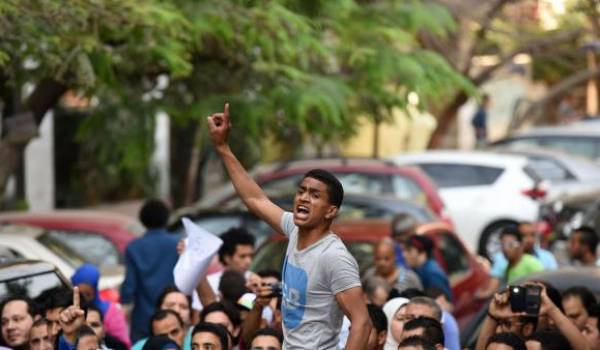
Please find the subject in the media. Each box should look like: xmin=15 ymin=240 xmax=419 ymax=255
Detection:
xmin=1 ymin=0 xmax=470 ymax=207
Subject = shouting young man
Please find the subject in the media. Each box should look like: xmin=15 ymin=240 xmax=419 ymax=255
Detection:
xmin=206 ymin=104 xmax=371 ymax=349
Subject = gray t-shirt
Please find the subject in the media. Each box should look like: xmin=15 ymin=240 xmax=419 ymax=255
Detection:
xmin=280 ymin=212 xmax=361 ymax=350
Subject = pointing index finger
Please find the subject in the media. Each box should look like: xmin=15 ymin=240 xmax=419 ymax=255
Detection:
xmin=73 ymin=286 xmax=80 ymax=309
xmin=224 ymin=103 xmax=230 ymax=124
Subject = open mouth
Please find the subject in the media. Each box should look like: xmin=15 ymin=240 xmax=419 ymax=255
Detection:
xmin=295 ymin=205 xmax=310 ymax=218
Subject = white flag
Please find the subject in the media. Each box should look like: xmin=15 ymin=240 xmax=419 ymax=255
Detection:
xmin=173 ymin=218 xmax=223 ymax=295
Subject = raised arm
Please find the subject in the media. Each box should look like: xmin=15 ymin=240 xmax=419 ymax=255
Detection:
xmin=207 ymin=103 xmax=284 ymax=232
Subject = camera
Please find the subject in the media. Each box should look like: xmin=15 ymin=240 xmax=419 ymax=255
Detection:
xmin=269 ymin=282 xmax=283 ymax=298
xmin=509 ymin=285 xmax=541 ymax=314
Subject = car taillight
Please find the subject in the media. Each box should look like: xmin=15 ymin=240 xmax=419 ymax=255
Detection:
xmin=522 ymin=188 xmax=547 ymax=200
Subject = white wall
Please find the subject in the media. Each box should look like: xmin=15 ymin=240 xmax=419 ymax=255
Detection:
xmin=25 ymin=112 xmax=54 ymax=210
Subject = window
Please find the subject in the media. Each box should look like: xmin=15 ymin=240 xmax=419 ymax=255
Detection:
xmin=38 ymin=230 xmax=119 ymax=268
xmin=391 ymin=176 xmax=427 ymax=205
xmin=418 ymin=163 xmax=504 ymax=188
xmin=0 ymin=271 xmax=67 ymax=301
xmin=539 ymin=137 xmax=599 ymax=160
xmin=434 ymin=232 xmax=470 ymax=283
xmin=250 ymin=241 xmax=287 ymax=274
xmin=0 ymin=245 xmax=23 ymax=263
xmin=525 ymin=157 xmax=574 ymax=182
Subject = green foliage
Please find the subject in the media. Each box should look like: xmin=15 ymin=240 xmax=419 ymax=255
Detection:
xmin=0 ymin=0 xmax=472 ymax=203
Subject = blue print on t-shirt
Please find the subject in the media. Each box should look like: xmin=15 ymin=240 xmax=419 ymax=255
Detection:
xmin=282 ymin=261 xmax=308 ymax=329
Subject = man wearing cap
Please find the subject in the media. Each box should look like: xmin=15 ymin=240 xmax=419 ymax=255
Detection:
xmin=403 ymin=235 xmax=452 ymax=301
xmin=206 ymin=104 xmax=371 ymax=349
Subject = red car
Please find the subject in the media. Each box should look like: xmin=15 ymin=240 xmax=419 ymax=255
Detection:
xmin=0 ymin=210 xmax=144 ymax=302
xmin=250 ymin=220 xmax=488 ymax=327
xmin=198 ymin=158 xmax=453 ymax=227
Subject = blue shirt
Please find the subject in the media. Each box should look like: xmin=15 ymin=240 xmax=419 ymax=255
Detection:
xmin=490 ymin=246 xmax=558 ymax=280
xmin=131 ymin=328 xmax=192 ymax=350
xmin=394 ymin=243 xmax=407 ymax=267
xmin=442 ymin=310 xmax=460 ymax=350
xmin=414 ymin=259 xmax=452 ymax=301
xmin=120 ymin=228 xmax=179 ymax=342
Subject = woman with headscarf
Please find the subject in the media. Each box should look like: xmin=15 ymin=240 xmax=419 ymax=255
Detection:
xmin=71 ymin=263 xmax=131 ymax=348
xmin=383 ymin=297 xmax=409 ymax=350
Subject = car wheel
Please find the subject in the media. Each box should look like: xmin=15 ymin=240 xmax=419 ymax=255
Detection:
xmin=478 ymin=221 xmax=518 ymax=260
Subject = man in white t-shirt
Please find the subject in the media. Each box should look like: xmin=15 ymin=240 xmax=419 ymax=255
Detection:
xmin=206 ymin=103 xmax=372 ymax=349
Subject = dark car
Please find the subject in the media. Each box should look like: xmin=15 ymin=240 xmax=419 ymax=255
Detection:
xmin=460 ymin=267 xmax=600 ymax=349
xmin=0 ymin=259 xmax=71 ymax=301
xmin=196 ymin=158 xmax=453 ymax=226
xmin=250 ymin=221 xmax=489 ymax=328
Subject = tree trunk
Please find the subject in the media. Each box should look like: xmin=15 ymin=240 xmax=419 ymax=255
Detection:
xmin=0 ymin=79 xmax=67 ymax=197
xmin=427 ymin=92 xmax=469 ymax=148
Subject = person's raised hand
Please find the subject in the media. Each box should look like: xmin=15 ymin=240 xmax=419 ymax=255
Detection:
xmin=531 ymin=282 xmax=557 ymax=316
xmin=488 ymin=290 xmax=525 ymax=320
xmin=59 ymin=286 xmax=86 ymax=339
xmin=207 ymin=103 xmax=231 ymax=147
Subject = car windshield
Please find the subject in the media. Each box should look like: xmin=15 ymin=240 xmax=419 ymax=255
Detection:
xmin=0 ymin=270 xmax=68 ymax=300
xmin=36 ymin=232 xmax=87 ymax=268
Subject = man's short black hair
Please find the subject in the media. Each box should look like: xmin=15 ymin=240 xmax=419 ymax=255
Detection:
xmin=303 ymin=169 xmax=344 ymax=208
xmin=257 ymin=269 xmax=281 ymax=281
xmin=218 ymin=227 xmax=255 ymax=265
xmin=139 ymin=199 xmax=170 ymax=229
xmin=397 ymin=288 xmax=426 ymax=300
xmin=155 ymin=286 xmax=191 ymax=311
xmin=562 ymin=286 xmax=597 ymax=312
xmin=149 ymin=309 xmax=183 ymax=336
xmin=218 ymin=270 xmax=248 ymax=305
xmin=0 ymin=295 xmax=38 ymax=319
xmin=573 ymin=226 xmax=599 ymax=254
xmin=398 ymin=336 xmax=435 ymax=350
xmin=200 ymin=302 xmax=241 ymax=327
xmin=501 ymin=225 xmax=523 ymax=242
xmin=192 ymin=322 xmax=229 ymax=350
xmin=486 ymin=332 xmax=526 ymax=350
xmin=367 ymin=304 xmax=387 ymax=333
xmin=36 ymin=287 xmax=71 ymax=313
xmin=527 ymin=330 xmax=572 ymax=350
xmin=76 ymin=325 xmax=99 ymax=347
xmin=86 ymin=304 xmax=104 ymax=322
xmin=404 ymin=316 xmax=444 ymax=346
xmin=250 ymin=328 xmax=283 ymax=345
xmin=31 ymin=318 xmax=48 ymax=329
xmin=406 ymin=235 xmax=434 ymax=258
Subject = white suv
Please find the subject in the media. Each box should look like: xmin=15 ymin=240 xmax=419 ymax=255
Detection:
xmin=388 ymin=151 xmax=545 ymax=258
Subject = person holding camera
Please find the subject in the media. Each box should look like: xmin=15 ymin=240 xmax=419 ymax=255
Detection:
xmin=475 ymin=283 xmax=591 ymax=350
xmin=206 ymin=104 xmax=371 ymax=349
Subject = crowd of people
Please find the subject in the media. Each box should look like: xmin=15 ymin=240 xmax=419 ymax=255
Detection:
xmin=2 ymin=103 xmax=600 ymax=350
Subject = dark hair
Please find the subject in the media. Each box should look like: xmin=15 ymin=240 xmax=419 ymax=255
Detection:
xmin=257 ymin=269 xmax=281 ymax=281
xmin=425 ymin=288 xmax=448 ymax=301
xmin=486 ymin=332 xmax=526 ymax=350
xmin=218 ymin=270 xmax=248 ymax=305
xmin=302 ymin=169 xmax=344 ymax=208
xmin=192 ymin=322 xmax=229 ymax=350
xmin=142 ymin=335 xmax=180 ymax=350
xmin=139 ymin=199 xmax=170 ymax=229
xmin=540 ymin=282 xmax=563 ymax=313
xmin=0 ymin=295 xmax=38 ymax=319
xmin=501 ymin=225 xmax=523 ymax=242
xmin=36 ymin=287 xmax=71 ymax=313
xmin=367 ymin=304 xmax=387 ymax=333
xmin=562 ymin=286 xmax=597 ymax=312
xmin=573 ymin=226 xmax=599 ymax=254
xmin=589 ymin=304 xmax=600 ymax=334
xmin=398 ymin=288 xmax=426 ymax=300
xmin=398 ymin=336 xmax=435 ymax=350
xmin=86 ymin=304 xmax=104 ymax=323
xmin=527 ymin=330 xmax=572 ymax=350
xmin=218 ymin=227 xmax=255 ymax=265
xmin=250 ymin=328 xmax=283 ymax=346
xmin=150 ymin=309 xmax=184 ymax=336
xmin=408 ymin=296 xmax=442 ymax=321
xmin=76 ymin=325 xmax=99 ymax=347
xmin=407 ymin=235 xmax=434 ymax=258
xmin=404 ymin=317 xmax=444 ymax=346
xmin=155 ymin=286 xmax=191 ymax=311
xmin=200 ymin=302 xmax=241 ymax=327
xmin=31 ymin=318 xmax=48 ymax=329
